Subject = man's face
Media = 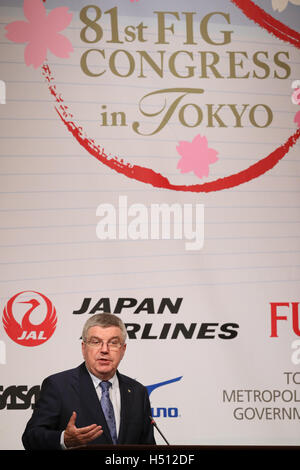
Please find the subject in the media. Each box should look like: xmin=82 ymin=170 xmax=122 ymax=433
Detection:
xmin=82 ymin=325 xmax=126 ymax=380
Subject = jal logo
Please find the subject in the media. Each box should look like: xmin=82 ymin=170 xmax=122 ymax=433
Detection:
xmin=2 ymin=291 xmax=57 ymax=347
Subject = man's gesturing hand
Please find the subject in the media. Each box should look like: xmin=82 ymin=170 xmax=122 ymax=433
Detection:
xmin=64 ymin=411 xmax=103 ymax=448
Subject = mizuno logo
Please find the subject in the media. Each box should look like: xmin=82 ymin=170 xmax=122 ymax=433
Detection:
xmin=146 ymin=376 xmax=183 ymax=396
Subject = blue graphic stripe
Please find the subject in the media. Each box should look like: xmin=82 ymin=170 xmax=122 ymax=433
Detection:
xmin=146 ymin=377 xmax=183 ymax=396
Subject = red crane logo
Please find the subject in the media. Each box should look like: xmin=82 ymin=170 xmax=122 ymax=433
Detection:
xmin=2 ymin=291 xmax=57 ymax=347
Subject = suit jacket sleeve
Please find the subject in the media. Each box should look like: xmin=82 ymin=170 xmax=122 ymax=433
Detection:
xmin=22 ymin=375 xmax=66 ymax=450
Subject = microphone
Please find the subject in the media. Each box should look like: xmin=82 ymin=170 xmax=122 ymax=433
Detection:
xmin=149 ymin=416 xmax=170 ymax=445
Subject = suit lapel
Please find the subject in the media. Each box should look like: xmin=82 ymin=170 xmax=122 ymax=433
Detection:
xmin=78 ymin=363 xmax=113 ymax=444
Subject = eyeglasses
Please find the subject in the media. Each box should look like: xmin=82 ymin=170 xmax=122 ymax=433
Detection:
xmin=84 ymin=338 xmax=123 ymax=351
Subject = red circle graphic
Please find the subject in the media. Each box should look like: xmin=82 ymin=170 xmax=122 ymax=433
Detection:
xmin=2 ymin=291 xmax=57 ymax=347
xmin=43 ymin=64 xmax=300 ymax=193
xmin=41 ymin=0 xmax=300 ymax=192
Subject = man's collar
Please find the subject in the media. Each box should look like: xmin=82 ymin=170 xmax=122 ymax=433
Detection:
xmin=85 ymin=364 xmax=118 ymax=388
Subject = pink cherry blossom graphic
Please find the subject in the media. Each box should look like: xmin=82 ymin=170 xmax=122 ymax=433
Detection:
xmin=292 ymin=88 xmax=300 ymax=105
xmin=294 ymin=111 xmax=300 ymax=127
xmin=176 ymin=134 xmax=218 ymax=179
xmin=5 ymin=0 xmax=73 ymax=68
xmin=292 ymin=80 xmax=300 ymax=128
xmin=293 ymin=88 xmax=300 ymax=127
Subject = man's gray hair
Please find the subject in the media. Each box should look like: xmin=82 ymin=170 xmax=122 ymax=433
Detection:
xmin=82 ymin=313 xmax=127 ymax=343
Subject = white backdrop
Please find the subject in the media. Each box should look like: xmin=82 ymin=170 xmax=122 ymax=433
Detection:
xmin=0 ymin=0 xmax=299 ymax=449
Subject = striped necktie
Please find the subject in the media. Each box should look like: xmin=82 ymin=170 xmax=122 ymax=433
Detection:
xmin=100 ymin=381 xmax=117 ymax=444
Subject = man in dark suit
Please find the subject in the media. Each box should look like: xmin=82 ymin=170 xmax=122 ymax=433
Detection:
xmin=22 ymin=313 xmax=155 ymax=449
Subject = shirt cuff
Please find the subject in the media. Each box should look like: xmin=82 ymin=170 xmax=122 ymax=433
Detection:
xmin=60 ymin=431 xmax=67 ymax=449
